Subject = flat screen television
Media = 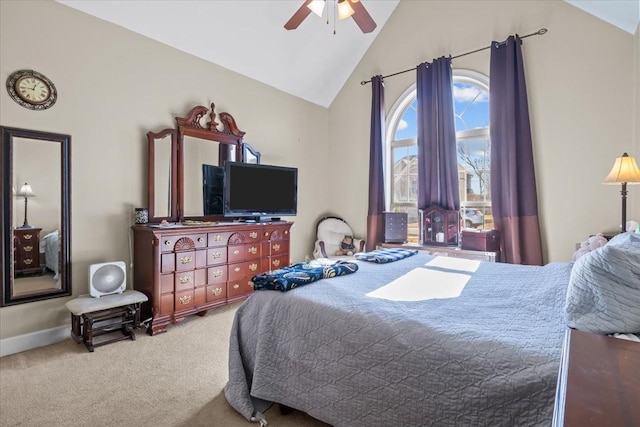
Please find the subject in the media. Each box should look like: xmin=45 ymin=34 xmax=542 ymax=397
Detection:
xmin=223 ymin=162 xmax=298 ymax=222
xmin=202 ymin=164 xmax=224 ymax=215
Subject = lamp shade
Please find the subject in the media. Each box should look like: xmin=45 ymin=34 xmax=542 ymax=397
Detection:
xmin=603 ymin=153 xmax=640 ymax=185
xmin=17 ymin=183 xmax=35 ymax=197
xmin=307 ymin=0 xmax=325 ymax=17
xmin=337 ymin=0 xmax=355 ymax=19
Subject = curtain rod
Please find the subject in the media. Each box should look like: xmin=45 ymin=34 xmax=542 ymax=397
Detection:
xmin=360 ymin=28 xmax=548 ymax=85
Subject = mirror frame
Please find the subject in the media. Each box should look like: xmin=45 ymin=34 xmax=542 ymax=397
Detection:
xmin=147 ymin=103 xmax=258 ymax=223
xmin=242 ymin=143 xmax=261 ymax=164
xmin=1 ymin=126 xmax=72 ymax=306
xmin=147 ymin=128 xmax=178 ymax=223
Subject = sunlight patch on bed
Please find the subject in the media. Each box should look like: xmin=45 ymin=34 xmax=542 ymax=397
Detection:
xmin=366 ymin=267 xmax=470 ymax=301
xmin=425 ymin=256 xmax=480 ymax=272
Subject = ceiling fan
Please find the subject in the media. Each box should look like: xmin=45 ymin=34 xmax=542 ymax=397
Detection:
xmin=284 ymin=0 xmax=377 ymax=34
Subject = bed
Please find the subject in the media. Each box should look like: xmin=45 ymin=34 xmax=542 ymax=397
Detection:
xmin=225 ymin=252 xmax=574 ymax=426
xmin=40 ymin=230 xmax=59 ymax=279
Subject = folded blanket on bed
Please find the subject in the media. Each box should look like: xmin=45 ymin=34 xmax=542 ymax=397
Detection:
xmin=354 ymin=248 xmax=418 ymax=263
xmin=252 ymin=260 xmax=359 ymax=292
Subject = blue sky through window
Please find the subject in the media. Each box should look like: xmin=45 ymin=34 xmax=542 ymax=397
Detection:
xmin=394 ymin=82 xmax=489 ymax=142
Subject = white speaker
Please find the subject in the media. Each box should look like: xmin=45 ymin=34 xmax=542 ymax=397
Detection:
xmin=89 ymin=261 xmax=126 ymax=298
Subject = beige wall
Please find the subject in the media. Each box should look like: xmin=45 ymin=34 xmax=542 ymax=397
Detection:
xmin=329 ymin=0 xmax=637 ymax=262
xmin=0 ymin=0 xmax=330 ymax=339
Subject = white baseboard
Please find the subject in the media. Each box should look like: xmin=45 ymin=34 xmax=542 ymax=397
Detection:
xmin=0 ymin=325 xmax=69 ymax=357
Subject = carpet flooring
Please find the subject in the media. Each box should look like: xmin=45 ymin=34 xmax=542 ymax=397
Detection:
xmin=0 ymin=302 xmax=329 ymax=427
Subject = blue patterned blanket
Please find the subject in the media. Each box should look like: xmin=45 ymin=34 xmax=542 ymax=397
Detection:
xmin=354 ymin=248 xmax=418 ymax=263
xmin=252 ymin=260 xmax=359 ymax=292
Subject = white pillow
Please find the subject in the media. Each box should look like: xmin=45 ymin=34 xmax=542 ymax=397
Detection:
xmin=565 ymin=233 xmax=640 ymax=334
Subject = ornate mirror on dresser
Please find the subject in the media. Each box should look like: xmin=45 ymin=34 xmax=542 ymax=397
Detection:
xmin=147 ymin=103 xmax=254 ymax=223
xmin=1 ymin=126 xmax=71 ymax=306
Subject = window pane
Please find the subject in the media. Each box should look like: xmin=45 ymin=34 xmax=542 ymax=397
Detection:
xmin=458 ymin=136 xmax=491 ymax=202
xmin=394 ymin=99 xmax=417 ymax=140
xmin=453 ymin=83 xmax=489 ymax=132
xmin=391 ymin=145 xmax=417 ymax=204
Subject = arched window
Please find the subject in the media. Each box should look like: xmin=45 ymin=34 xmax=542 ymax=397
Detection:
xmin=386 ymin=70 xmax=491 ymax=243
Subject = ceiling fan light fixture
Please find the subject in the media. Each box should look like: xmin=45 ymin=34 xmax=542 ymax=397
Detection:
xmin=307 ymin=0 xmax=326 ymax=17
xmin=337 ymin=0 xmax=355 ymax=20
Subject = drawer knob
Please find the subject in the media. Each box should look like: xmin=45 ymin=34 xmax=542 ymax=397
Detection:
xmin=214 ymin=235 xmax=222 ymax=241
xmin=272 ymin=244 xmax=280 ymax=252
xmin=212 ymin=287 xmax=222 ymax=296
xmin=178 ymin=295 xmax=191 ymax=305
xmin=211 ymin=251 xmax=222 ymax=259
xmin=24 ymin=246 xmax=33 ymax=252
xmin=180 ymin=256 xmax=192 ymax=264
xmin=212 ymin=270 xmax=223 ymax=278
xmin=164 ymin=240 xmax=172 ymax=246
xmin=249 ymin=232 xmax=257 ymax=239
xmin=233 ymin=249 xmax=240 ymax=255
xmin=24 ymin=259 xmax=33 ymax=265
xmin=198 ymin=237 xmax=204 ymax=243
xmin=234 ymin=267 xmax=240 ymax=272
xmin=272 ymin=259 xmax=280 ymax=267
xmin=24 ymin=234 xmax=33 ymax=240
xmin=179 ymin=275 xmax=191 ymax=284
xmin=248 ymin=246 xmax=257 ymax=254
xmin=249 ymin=263 xmax=258 ymax=271
xmin=233 ymin=284 xmax=239 ymax=289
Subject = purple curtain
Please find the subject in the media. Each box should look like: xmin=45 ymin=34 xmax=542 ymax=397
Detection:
xmin=490 ymin=36 xmax=543 ymax=265
xmin=366 ymin=75 xmax=385 ymax=251
xmin=416 ymin=57 xmax=460 ymax=211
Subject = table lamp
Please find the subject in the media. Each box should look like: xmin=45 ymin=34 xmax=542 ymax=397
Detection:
xmin=603 ymin=153 xmax=640 ymax=233
xmin=16 ymin=182 xmax=35 ymax=229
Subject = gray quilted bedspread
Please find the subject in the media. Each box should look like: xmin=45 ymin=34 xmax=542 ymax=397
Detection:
xmin=225 ymin=253 xmax=572 ymax=426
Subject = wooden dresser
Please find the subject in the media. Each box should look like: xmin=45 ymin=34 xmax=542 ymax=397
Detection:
xmin=132 ymin=221 xmax=292 ymax=335
xmin=13 ymin=227 xmax=42 ymax=275
xmin=553 ymin=328 xmax=640 ymax=426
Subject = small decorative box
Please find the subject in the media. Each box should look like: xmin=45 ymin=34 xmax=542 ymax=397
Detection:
xmin=461 ymin=229 xmax=500 ymax=252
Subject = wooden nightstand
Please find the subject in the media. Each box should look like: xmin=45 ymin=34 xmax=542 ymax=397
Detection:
xmin=553 ymin=328 xmax=640 ymax=426
xmin=13 ymin=227 xmax=42 ymax=275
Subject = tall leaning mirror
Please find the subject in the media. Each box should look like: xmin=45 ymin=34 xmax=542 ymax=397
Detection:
xmin=1 ymin=126 xmax=71 ymax=306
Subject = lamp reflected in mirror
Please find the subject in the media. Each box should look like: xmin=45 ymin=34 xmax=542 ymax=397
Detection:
xmin=603 ymin=152 xmax=640 ymax=233
xmin=16 ymin=182 xmax=36 ymax=229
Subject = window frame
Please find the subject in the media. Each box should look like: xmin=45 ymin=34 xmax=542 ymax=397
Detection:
xmin=385 ymin=69 xmax=490 ymax=239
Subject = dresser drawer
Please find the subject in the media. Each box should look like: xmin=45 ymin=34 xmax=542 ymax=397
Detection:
xmin=227 ymin=279 xmax=253 ymax=299
xmin=263 ymin=240 xmax=289 ymax=256
xmin=160 ymin=233 xmax=207 ymax=252
xmin=207 ymin=266 xmax=227 ymax=284
xmin=173 ymin=269 xmax=206 ymax=292
xmin=174 ymin=290 xmax=194 ymax=311
xmin=174 ymin=271 xmax=194 ymax=292
xmin=207 ymin=248 xmax=227 ymax=266
xmin=206 ymin=283 xmax=226 ymax=303
xmin=208 ymin=231 xmax=232 ymax=247
xmin=263 ymin=255 xmax=289 ymax=271
xmin=175 ymin=251 xmax=196 ymax=272
xmin=228 ymin=261 xmax=260 ymax=281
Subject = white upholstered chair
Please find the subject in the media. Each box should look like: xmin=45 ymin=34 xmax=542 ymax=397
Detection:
xmin=312 ymin=216 xmax=366 ymax=260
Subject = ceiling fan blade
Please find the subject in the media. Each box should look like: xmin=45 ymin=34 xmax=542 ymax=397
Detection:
xmin=284 ymin=0 xmax=314 ymax=30
xmin=350 ymin=0 xmax=377 ymax=33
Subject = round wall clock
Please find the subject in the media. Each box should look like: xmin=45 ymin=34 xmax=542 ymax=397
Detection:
xmin=6 ymin=69 xmax=57 ymax=110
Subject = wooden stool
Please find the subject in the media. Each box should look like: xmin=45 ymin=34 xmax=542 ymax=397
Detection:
xmin=65 ymin=290 xmax=148 ymax=352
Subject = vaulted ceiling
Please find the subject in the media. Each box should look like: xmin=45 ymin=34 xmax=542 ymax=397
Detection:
xmin=57 ymin=0 xmax=639 ymax=108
